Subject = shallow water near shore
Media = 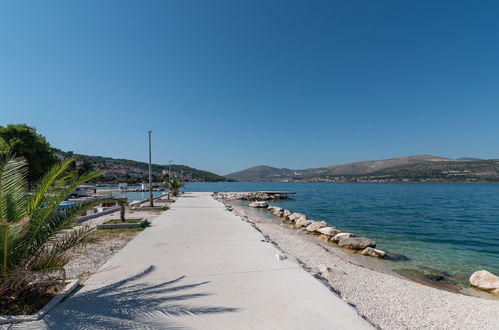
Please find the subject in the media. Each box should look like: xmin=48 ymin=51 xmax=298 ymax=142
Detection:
xmin=186 ymin=182 xmax=499 ymax=288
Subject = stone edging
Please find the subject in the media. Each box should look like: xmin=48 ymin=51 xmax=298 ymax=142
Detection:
xmin=96 ymin=219 xmax=146 ymax=229
xmin=0 ymin=279 xmax=80 ymax=325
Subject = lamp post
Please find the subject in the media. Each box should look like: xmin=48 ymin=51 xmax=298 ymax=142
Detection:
xmin=148 ymin=130 xmax=153 ymax=207
xmin=169 ymin=160 xmax=172 ymax=179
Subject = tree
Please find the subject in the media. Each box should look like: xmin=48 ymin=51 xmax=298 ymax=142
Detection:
xmin=0 ymin=153 xmax=104 ymax=298
xmin=165 ymin=177 xmax=185 ymax=197
xmin=116 ymin=198 xmax=128 ymax=222
xmin=0 ymin=124 xmax=56 ymax=183
xmin=78 ymin=159 xmax=94 ymax=176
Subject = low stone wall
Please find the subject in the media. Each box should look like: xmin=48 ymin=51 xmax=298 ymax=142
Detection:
xmin=76 ymin=206 xmax=120 ymax=223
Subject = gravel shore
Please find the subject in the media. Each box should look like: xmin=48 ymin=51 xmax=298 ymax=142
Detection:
xmin=229 ymin=202 xmax=499 ymax=330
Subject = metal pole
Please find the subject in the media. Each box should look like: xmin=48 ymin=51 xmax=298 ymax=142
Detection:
xmin=169 ymin=160 xmax=172 ymax=179
xmin=148 ymin=130 xmax=153 ymax=207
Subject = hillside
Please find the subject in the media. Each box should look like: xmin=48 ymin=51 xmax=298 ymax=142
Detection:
xmin=225 ymin=155 xmax=499 ymax=182
xmin=225 ymin=165 xmax=297 ymax=181
xmin=56 ymin=150 xmax=232 ymax=183
xmin=322 ymin=155 xmax=451 ymax=176
xmin=363 ymin=159 xmax=499 ymax=182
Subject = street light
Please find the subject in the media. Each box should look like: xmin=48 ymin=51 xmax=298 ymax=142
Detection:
xmin=148 ymin=130 xmax=153 ymax=207
xmin=169 ymin=160 xmax=172 ymax=179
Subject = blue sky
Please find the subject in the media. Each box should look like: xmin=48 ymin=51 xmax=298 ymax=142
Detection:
xmin=1 ymin=0 xmax=499 ymax=174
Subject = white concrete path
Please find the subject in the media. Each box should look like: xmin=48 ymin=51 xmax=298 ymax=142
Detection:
xmin=13 ymin=192 xmax=372 ymax=329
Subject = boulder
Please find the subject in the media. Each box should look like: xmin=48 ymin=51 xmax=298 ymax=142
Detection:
xmin=294 ymin=217 xmax=312 ymax=228
xmin=289 ymin=212 xmax=307 ymax=222
xmin=296 ymin=228 xmax=307 ymax=234
xmin=331 ymin=232 xmax=354 ymax=243
xmin=361 ymin=247 xmax=386 ymax=258
xmin=249 ymin=201 xmax=268 ymax=208
xmin=469 ymin=270 xmax=499 ymax=294
xmin=338 ymin=237 xmax=376 ymax=250
xmin=317 ymin=227 xmax=340 ymax=237
xmin=305 ymin=221 xmax=327 ymax=232
xmin=319 ymin=234 xmax=332 ymax=242
xmin=282 ymin=209 xmax=291 ymax=217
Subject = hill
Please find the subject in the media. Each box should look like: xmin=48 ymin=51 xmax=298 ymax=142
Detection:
xmin=225 ymin=165 xmax=297 ymax=181
xmin=56 ymin=150 xmax=232 ymax=183
xmin=225 ymin=155 xmax=499 ymax=182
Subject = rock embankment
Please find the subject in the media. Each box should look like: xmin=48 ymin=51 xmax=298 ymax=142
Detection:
xmin=264 ymin=205 xmax=385 ymax=259
xmin=213 ymin=192 xmax=287 ymax=201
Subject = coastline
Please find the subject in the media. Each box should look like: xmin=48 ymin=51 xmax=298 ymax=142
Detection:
xmin=227 ymin=200 xmax=499 ymax=330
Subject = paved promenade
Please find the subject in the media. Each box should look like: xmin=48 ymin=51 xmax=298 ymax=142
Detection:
xmin=15 ymin=192 xmax=372 ymax=329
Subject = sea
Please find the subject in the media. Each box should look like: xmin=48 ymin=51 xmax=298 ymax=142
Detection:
xmin=185 ymin=182 xmax=499 ymax=284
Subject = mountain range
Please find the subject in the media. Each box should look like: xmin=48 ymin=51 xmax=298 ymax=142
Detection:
xmin=225 ymin=155 xmax=499 ymax=182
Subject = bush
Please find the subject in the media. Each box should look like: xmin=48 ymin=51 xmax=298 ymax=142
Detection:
xmin=140 ymin=220 xmax=151 ymax=228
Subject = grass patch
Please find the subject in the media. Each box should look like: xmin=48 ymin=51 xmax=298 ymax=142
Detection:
xmin=104 ymin=218 xmax=143 ymax=225
xmin=162 ymin=205 xmax=169 ymax=211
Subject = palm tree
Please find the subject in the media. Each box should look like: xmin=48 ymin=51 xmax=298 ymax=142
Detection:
xmin=0 ymin=152 xmax=105 ymax=296
xmin=165 ymin=177 xmax=185 ymax=197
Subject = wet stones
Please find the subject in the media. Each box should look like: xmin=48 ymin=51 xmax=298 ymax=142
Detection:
xmin=317 ymin=227 xmax=340 ymax=237
xmin=361 ymin=247 xmax=386 ymax=258
xmin=338 ymin=237 xmax=376 ymax=250
xmin=332 ymin=232 xmax=355 ymax=243
xmin=305 ymin=221 xmax=327 ymax=232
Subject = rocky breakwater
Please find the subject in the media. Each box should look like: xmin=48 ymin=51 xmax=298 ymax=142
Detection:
xmin=265 ymin=205 xmax=386 ymax=259
xmin=213 ymin=191 xmax=287 ymax=201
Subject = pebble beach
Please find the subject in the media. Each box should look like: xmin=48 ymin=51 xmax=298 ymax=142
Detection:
xmin=229 ymin=201 xmax=499 ymax=330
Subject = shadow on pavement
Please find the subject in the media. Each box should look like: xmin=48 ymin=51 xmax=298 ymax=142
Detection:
xmin=25 ymin=266 xmax=238 ymax=329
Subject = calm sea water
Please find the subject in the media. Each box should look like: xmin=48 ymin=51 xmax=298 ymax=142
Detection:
xmin=185 ymin=182 xmax=499 ymax=281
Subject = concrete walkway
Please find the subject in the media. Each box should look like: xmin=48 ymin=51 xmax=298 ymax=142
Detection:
xmin=14 ymin=192 xmax=372 ymax=329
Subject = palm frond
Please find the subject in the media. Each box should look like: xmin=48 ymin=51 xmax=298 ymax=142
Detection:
xmin=0 ymin=154 xmax=28 ymax=223
xmin=0 ymin=222 xmax=26 ymax=279
xmin=28 ymin=253 xmax=70 ymax=272
xmin=20 ymin=196 xmax=109 ymax=260
xmin=49 ymin=225 xmax=93 ymax=254
xmin=27 ymin=157 xmax=76 ymax=217
xmin=25 ymin=169 xmax=101 ymax=248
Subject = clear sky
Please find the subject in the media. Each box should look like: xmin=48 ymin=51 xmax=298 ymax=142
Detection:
xmin=1 ymin=0 xmax=499 ymax=175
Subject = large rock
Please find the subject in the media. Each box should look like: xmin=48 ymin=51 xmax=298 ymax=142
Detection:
xmin=331 ymin=232 xmax=354 ymax=243
xmin=289 ymin=212 xmax=307 ymax=222
xmin=338 ymin=237 xmax=376 ymax=250
xmin=469 ymin=270 xmax=499 ymax=294
xmin=282 ymin=209 xmax=291 ymax=217
xmin=273 ymin=208 xmax=285 ymax=217
xmin=361 ymin=247 xmax=386 ymax=258
xmin=317 ymin=227 xmax=340 ymax=237
xmin=249 ymin=201 xmax=268 ymax=208
xmin=319 ymin=234 xmax=332 ymax=242
xmin=306 ymin=221 xmax=327 ymax=232
xmin=294 ymin=217 xmax=312 ymax=228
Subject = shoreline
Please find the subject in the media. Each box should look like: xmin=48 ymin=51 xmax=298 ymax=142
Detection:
xmin=227 ymin=200 xmax=499 ymax=329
